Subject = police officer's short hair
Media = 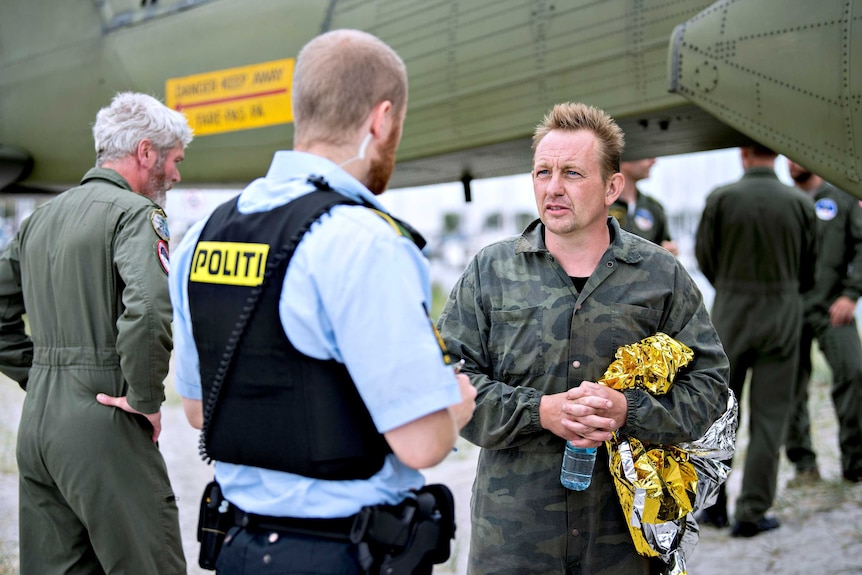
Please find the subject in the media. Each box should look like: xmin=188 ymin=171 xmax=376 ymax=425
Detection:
xmin=292 ymin=29 xmax=407 ymax=149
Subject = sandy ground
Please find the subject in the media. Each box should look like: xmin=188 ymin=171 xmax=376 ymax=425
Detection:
xmin=1 ymin=365 xmax=862 ymax=574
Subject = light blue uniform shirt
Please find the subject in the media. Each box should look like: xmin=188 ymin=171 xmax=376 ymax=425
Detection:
xmin=170 ymin=151 xmax=462 ymax=518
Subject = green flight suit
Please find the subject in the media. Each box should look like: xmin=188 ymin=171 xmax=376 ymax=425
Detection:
xmin=438 ymin=217 xmax=729 ymax=575
xmin=786 ymin=181 xmax=862 ymax=480
xmin=0 ymin=168 xmax=185 ymax=575
xmin=695 ymin=166 xmax=818 ymax=524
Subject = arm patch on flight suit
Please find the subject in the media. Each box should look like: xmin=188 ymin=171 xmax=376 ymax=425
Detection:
xmin=634 ymin=208 xmax=655 ymax=231
xmin=156 ymin=240 xmax=170 ymax=275
xmin=151 ymin=209 xmax=170 ymax=241
xmin=815 ymin=198 xmax=838 ymax=221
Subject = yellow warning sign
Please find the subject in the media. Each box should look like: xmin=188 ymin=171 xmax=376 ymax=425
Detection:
xmin=166 ymin=58 xmax=294 ymax=136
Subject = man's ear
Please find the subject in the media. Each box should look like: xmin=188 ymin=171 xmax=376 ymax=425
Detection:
xmin=368 ymin=100 xmax=393 ymax=140
xmin=136 ymin=139 xmax=155 ymax=169
xmin=604 ymin=172 xmax=625 ymax=206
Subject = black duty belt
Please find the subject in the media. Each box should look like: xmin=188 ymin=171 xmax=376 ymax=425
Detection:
xmin=233 ymin=507 xmax=357 ymax=542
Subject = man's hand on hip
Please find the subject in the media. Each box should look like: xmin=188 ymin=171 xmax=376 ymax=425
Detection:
xmin=96 ymin=393 xmax=162 ymax=442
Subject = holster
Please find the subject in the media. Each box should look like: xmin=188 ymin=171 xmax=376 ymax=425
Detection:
xmin=197 ymin=480 xmax=234 ymax=570
xmin=349 ymin=484 xmax=456 ymax=575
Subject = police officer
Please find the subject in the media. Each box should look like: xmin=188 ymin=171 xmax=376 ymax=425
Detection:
xmin=610 ymin=157 xmax=678 ymax=255
xmin=695 ymin=145 xmax=818 ymax=537
xmin=169 ymin=29 xmax=476 ymax=574
xmin=0 ymin=92 xmax=192 ymax=574
xmin=785 ymin=160 xmax=862 ymax=485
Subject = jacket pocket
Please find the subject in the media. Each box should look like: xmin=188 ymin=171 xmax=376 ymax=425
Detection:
xmin=489 ymin=306 xmax=545 ymax=379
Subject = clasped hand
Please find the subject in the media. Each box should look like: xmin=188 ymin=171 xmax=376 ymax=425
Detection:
xmin=539 ymin=381 xmax=627 ymax=448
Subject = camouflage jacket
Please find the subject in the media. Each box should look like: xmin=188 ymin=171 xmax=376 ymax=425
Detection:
xmin=437 ymin=216 xmax=729 ymax=575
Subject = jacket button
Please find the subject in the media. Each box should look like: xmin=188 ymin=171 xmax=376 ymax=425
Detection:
xmin=571 ymin=528 xmax=580 ymax=537
xmin=572 ymin=361 xmax=581 ymax=368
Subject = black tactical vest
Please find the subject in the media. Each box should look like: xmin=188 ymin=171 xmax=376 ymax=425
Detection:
xmin=188 ymin=189 xmax=392 ymax=480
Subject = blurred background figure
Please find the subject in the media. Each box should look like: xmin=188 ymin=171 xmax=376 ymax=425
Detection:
xmin=784 ymin=159 xmax=862 ymax=486
xmin=611 ymin=157 xmax=679 ymax=255
xmin=695 ymin=144 xmax=818 ymax=538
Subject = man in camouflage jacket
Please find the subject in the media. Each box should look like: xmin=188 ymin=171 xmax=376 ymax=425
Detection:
xmin=438 ymin=103 xmax=729 ymax=575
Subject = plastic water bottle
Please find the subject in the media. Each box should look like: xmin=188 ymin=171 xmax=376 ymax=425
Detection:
xmin=560 ymin=442 xmax=597 ymax=490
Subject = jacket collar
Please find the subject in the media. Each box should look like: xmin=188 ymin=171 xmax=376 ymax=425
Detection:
xmin=79 ymin=167 xmax=134 ymax=191
xmin=515 ymin=215 xmax=643 ymax=265
xmin=742 ymin=166 xmax=779 ymax=180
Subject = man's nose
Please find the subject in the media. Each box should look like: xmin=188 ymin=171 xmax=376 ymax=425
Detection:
xmin=547 ymin=172 xmax=565 ymax=194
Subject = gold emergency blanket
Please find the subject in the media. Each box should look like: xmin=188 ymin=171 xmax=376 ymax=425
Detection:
xmin=599 ymin=333 xmax=737 ymax=575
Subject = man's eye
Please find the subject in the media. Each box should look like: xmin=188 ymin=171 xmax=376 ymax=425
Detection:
xmin=536 ymin=169 xmax=549 ymax=176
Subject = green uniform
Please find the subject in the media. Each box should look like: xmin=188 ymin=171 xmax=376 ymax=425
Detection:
xmin=0 ymin=168 xmax=185 ymax=574
xmin=608 ymin=190 xmax=672 ymax=246
xmin=438 ymin=216 xmax=729 ymax=575
xmin=695 ymin=167 xmax=818 ymax=524
xmin=786 ymin=181 xmax=862 ymax=480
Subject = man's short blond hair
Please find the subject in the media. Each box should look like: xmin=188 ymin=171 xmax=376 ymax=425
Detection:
xmin=532 ymin=102 xmax=625 ymax=181
xmin=292 ymin=29 xmax=407 ymax=148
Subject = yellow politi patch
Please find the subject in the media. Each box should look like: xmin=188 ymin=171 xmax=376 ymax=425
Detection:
xmin=190 ymin=241 xmax=269 ymax=286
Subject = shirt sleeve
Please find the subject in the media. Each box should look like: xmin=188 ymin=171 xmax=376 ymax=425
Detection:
xmin=622 ymin=261 xmax=730 ymax=444
xmin=113 ymin=205 xmax=173 ymax=414
xmin=0 ymin=234 xmax=33 ymax=388
xmin=436 ymin=253 xmax=545 ymax=450
xmin=169 ymin=219 xmax=206 ymax=401
xmin=799 ymin=197 xmax=819 ymax=295
xmin=695 ymin=194 xmax=718 ymax=285
xmin=843 ymin=196 xmax=862 ymax=301
xmin=284 ymin=206 xmax=462 ymax=433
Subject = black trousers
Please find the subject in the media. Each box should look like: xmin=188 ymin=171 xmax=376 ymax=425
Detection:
xmin=216 ymin=526 xmax=363 ymax=575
